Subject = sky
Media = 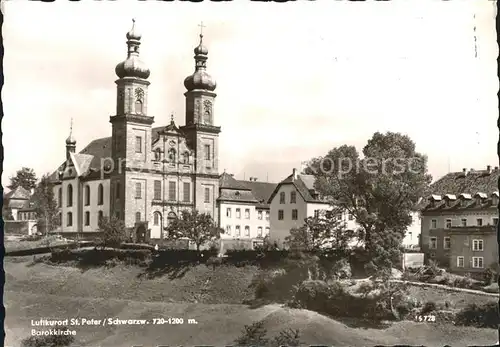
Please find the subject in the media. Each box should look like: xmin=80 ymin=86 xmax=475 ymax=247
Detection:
xmin=2 ymin=0 xmax=498 ymax=188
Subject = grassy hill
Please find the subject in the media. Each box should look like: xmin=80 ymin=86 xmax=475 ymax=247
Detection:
xmin=4 ymin=256 xmax=499 ymax=346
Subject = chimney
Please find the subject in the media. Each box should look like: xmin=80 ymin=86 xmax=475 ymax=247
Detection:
xmin=462 ymin=168 xmax=467 ymax=175
xmin=487 ymin=165 xmax=492 ymax=173
xmin=470 ymin=168 xmax=474 ymax=173
xmin=292 ymin=168 xmax=298 ymax=180
xmin=496 ymin=167 xmax=499 ymax=171
xmin=253 ymin=177 xmax=258 ymax=182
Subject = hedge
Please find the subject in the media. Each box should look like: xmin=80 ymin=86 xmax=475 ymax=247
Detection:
xmin=5 ymin=242 xmax=95 ymax=257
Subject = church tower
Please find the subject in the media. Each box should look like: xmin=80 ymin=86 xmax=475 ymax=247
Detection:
xmin=110 ymin=19 xmax=153 ymax=224
xmin=180 ymin=26 xmax=221 ymax=222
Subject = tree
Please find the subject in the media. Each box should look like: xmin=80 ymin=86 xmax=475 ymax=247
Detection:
xmin=98 ymin=216 xmax=126 ymax=249
xmin=31 ymin=174 xmax=59 ymax=235
xmin=165 ymin=209 xmax=223 ymax=251
xmin=8 ymin=167 xmax=37 ymax=191
xmin=305 ymin=132 xmax=431 ymax=272
xmin=284 ymin=207 xmax=354 ymax=254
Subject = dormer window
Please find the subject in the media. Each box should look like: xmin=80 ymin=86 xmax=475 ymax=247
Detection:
xmin=475 ymin=192 xmax=487 ymax=205
xmin=492 ymin=192 xmax=499 ymax=206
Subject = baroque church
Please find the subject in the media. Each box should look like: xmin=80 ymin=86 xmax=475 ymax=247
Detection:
xmin=50 ymin=20 xmax=226 ymax=242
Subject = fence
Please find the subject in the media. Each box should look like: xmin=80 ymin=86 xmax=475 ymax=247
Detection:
xmin=4 ymin=220 xmax=37 ymax=235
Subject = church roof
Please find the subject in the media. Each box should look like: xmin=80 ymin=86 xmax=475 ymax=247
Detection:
xmin=4 ymin=186 xmax=31 ymax=201
xmin=50 ymin=126 xmax=169 ymax=182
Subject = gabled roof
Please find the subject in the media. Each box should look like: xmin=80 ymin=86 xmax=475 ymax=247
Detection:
xmin=50 ymin=125 xmax=171 ymax=182
xmin=3 ymin=186 xmax=31 ymax=200
xmin=268 ymin=172 xmax=327 ymax=205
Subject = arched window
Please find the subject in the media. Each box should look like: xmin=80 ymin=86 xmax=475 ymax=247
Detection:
xmin=155 ymin=148 xmax=162 ymax=161
xmin=168 ymin=148 xmax=176 ymax=163
xmin=67 ymin=212 xmax=73 ymax=226
xmin=98 ymin=211 xmax=104 ymax=223
xmin=167 ymin=212 xmax=177 ymax=225
xmin=58 ymin=188 xmax=62 ymax=207
xmin=135 ymin=212 xmax=141 ymax=223
xmin=98 ymin=184 xmax=104 ymax=205
xmin=57 ymin=212 xmax=62 ymax=226
xmin=153 ymin=212 xmax=162 ymax=226
xmin=183 ymin=152 xmax=190 ymax=164
xmin=135 ymin=99 xmax=143 ymax=114
xmin=84 ymin=185 xmax=90 ymax=206
xmin=67 ymin=184 xmax=73 ymax=207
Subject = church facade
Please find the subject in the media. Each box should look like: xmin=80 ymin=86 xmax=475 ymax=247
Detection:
xmin=50 ymin=21 xmax=223 ymax=241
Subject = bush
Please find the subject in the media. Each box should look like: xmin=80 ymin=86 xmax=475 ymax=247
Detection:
xmin=272 ymin=328 xmax=301 ymax=347
xmin=420 ymin=301 xmax=437 ymax=315
xmin=21 ymin=327 xmax=74 ymax=347
xmin=455 ymin=302 xmax=499 ymax=328
xmin=234 ymin=320 xmax=302 ymax=347
xmin=48 ymin=248 xmax=152 ymax=267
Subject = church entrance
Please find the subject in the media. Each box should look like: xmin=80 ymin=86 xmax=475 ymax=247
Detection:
xmin=136 ymin=225 xmax=147 ymax=243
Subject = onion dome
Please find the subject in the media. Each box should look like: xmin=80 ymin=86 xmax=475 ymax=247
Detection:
xmin=184 ymin=34 xmax=216 ymax=92
xmin=115 ymin=19 xmax=150 ymax=80
xmin=66 ymin=119 xmax=76 ymax=145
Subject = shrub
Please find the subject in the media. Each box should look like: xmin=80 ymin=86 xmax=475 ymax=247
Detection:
xmin=234 ymin=321 xmax=269 ymax=346
xmin=272 ymin=328 xmax=301 ymax=347
xmin=455 ymin=302 xmax=499 ymax=329
xmin=420 ymin=301 xmax=437 ymax=315
xmin=21 ymin=327 xmax=74 ymax=347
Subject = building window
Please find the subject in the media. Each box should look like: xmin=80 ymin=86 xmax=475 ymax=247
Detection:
xmin=472 ymin=256 xmax=484 ymax=268
xmin=494 ymin=218 xmax=499 ymax=226
xmin=183 ymin=152 xmax=190 ymax=164
xmin=135 ymin=136 xmax=142 ymax=153
xmin=477 ymin=218 xmax=483 ymax=226
xmin=445 ymin=219 xmax=452 ymax=229
xmin=258 ymin=211 xmax=262 ymax=220
xmin=472 ymin=239 xmax=484 ymax=251
xmin=348 ymin=213 xmax=354 ymax=221
xmin=135 ymin=99 xmax=143 ymax=114
xmin=244 ymin=226 xmax=250 ymax=236
xmin=183 ymin=182 xmax=190 ymax=202
xmin=167 ymin=212 xmax=177 ymax=226
xmin=154 ymin=148 xmax=161 ymax=161
xmin=444 ymin=237 xmax=451 ymax=249
xmin=292 ymin=209 xmax=298 ymax=220
xmin=168 ymin=148 xmax=176 ymax=163
xmin=265 ymin=227 xmax=270 ymax=235
xmin=154 ymin=180 xmax=161 ymax=200
xmin=236 ymin=208 xmax=241 ymax=219
xmin=430 ymin=219 xmax=437 ymax=229
xmin=278 ymin=210 xmax=284 ymax=220
xmin=204 ymin=144 xmax=211 ymax=160
xmin=245 ymin=209 xmax=250 ymax=219
xmin=265 ymin=211 xmax=269 ymax=221
xmin=226 ymin=208 xmax=232 ymax=218
xmin=457 ymin=256 xmax=464 ymax=268
xmin=204 ymin=187 xmax=210 ymax=203
xmin=116 ymin=182 xmax=121 ymax=200
xmin=153 ymin=212 xmax=161 ymax=226
xmin=67 ymin=184 xmax=73 ymax=207
xmin=290 ymin=191 xmax=296 ymax=204
xmin=98 ymin=211 xmax=103 ymax=223
xmin=98 ymin=184 xmax=104 ymax=205
xmin=461 ymin=218 xmax=467 ymax=227
xmin=169 ymin=182 xmax=176 ymax=201
xmin=135 ymin=182 xmax=142 ymax=199
xmin=226 ymin=225 xmax=231 ymax=236
xmin=235 ymin=225 xmax=241 ymax=237
xmin=279 ymin=192 xmax=285 ymax=204
xmin=84 ymin=185 xmax=90 ymax=206
xmin=58 ymin=188 xmax=62 ymax=207
xmin=257 ymin=227 xmax=263 ymax=237
xmin=85 ymin=211 xmax=90 ymax=226
xmin=429 ymin=237 xmax=437 ymax=249
xmin=314 ymin=210 xmax=320 ymax=218
xmin=135 ymin=212 xmax=141 ymax=223
xmin=67 ymin=212 xmax=73 ymax=226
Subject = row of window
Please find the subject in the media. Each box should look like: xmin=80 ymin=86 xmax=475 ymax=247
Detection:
xmin=17 ymin=211 xmax=36 ymax=221
xmin=138 ymin=136 xmax=212 ymax=162
xmin=225 ymin=208 xmax=269 ymax=220
xmin=225 ymin=225 xmax=269 ymax=237
xmin=66 ymin=210 xmax=104 ymax=227
xmin=136 ymin=181 xmax=211 ymax=203
xmin=59 ymin=184 xmax=105 ymax=208
xmin=430 ymin=217 xmax=498 ymax=229
xmin=429 ymin=237 xmax=484 ymax=251
xmin=456 ymin=256 xmax=484 ymax=268
xmin=278 ymin=209 xmax=299 ymax=220
xmin=279 ymin=191 xmax=297 ymax=204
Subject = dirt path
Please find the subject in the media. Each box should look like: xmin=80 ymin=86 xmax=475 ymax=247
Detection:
xmin=390 ymin=279 xmax=498 ymax=297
